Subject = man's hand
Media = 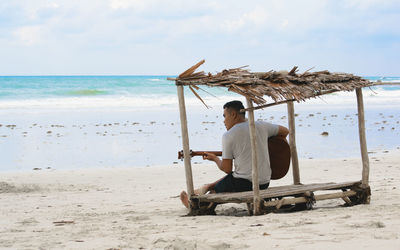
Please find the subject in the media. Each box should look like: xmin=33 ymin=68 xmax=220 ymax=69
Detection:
xmin=202 ymin=152 xmax=233 ymax=174
xmin=202 ymin=152 xmax=218 ymax=162
xmin=278 ymin=125 xmax=289 ymax=138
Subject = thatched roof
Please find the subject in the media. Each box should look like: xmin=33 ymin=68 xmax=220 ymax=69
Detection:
xmin=171 ymin=60 xmax=376 ymax=106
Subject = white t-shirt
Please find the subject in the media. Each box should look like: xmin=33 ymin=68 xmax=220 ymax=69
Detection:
xmin=222 ymin=121 xmax=279 ymax=185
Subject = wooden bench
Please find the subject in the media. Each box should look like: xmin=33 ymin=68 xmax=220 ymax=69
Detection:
xmin=189 ymin=181 xmax=370 ymax=215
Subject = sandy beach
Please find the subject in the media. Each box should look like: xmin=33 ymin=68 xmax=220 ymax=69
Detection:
xmin=1 ymin=90 xmax=400 ymax=249
xmin=1 ymin=148 xmax=399 ymax=249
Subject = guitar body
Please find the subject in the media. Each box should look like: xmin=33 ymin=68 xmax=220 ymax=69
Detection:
xmin=268 ymin=136 xmax=291 ymax=180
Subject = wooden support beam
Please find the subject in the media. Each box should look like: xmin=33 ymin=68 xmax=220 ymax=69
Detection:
xmin=263 ymin=190 xmax=357 ymax=208
xmin=246 ymin=98 xmax=262 ymax=215
xmin=177 ymin=85 xmax=195 ymax=212
xmin=372 ymin=82 xmax=400 ymax=86
xmin=246 ymin=203 xmax=253 ymax=216
xmin=287 ymin=101 xmax=300 ymax=184
xmin=241 ymin=89 xmax=340 ymax=112
xmin=356 ymin=88 xmax=370 ymax=188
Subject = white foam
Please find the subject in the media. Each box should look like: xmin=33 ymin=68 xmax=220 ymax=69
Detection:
xmin=0 ymin=96 xmax=173 ymax=109
xmin=0 ymin=89 xmax=399 ymax=111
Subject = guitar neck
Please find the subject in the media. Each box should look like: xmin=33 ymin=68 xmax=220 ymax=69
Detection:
xmin=178 ymin=150 xmax=222 ymax=159
xmin=191 ymin=151 xmax=222 ymax=157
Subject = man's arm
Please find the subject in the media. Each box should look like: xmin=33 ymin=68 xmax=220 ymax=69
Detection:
xmin=203 ymin=153 xmax=233 ymax=174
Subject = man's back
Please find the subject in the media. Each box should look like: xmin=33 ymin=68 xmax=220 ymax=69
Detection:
xmin=222 ymin=120 xmax=279 ymax=184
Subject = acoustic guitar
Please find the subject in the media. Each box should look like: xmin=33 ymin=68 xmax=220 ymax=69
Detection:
xmin=177 ymin=136 xmax=291 ymax=180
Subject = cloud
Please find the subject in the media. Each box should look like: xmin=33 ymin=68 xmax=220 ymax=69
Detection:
xmin=343 ymin=0 xmax=400 ymax=10
xmin=109 ymin=0 xmax=147 ymax=10
xmin=13 ymin=25 xmax=43 ymax=45
xmin=221 ymin=7 xmax=268 ymax=32
xmin=0 ymin=0 xmax=399 ymax=75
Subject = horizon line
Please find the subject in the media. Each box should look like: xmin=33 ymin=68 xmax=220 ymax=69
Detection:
xmin=0 ymin=74 xmax=177 ymax=76
xmin=0 ymin=75 xmax=399 ymax=78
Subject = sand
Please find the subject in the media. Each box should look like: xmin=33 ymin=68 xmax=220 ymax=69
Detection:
xmin=1 ymin=149 xmax=399 ymax=249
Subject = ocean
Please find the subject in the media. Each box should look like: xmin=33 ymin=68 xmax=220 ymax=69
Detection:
xmin=0 ymin=76 xmax=399 ymax=171
xmin=0 ymin=75 xmax=399 ymax=108
xmin=0 ymin=75 xmax=232 ymax=109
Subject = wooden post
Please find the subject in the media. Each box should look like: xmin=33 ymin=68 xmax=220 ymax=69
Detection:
xmin=246 ymin=98 xmax=261 ymax=215
xmin=356 ymin=88 xmax=370 ymax=188
xmin=287 ymin=101 xmax=300 ymax=185
xmin=177 ymin=85 xmax=195 ymax=211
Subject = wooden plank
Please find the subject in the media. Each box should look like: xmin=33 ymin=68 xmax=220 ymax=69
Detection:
xmin=197 ymin=181 xmax=359 ymax=201
xmin=177 ymin=85 xmax=195 ymax=211
xmin=342 ymin=196 xmax=352 ymax=205
xmin=178 ymin=60 xmax=205 ymax=78
xmin=263 ymin=190 xmax=357 ymax=208
xmin=246 ymin=97 xmax=261 ymax=215
xmin=195 ymin=181 xmax=361 ymax=203
xmin=356 ymin=88 xmax=370 ymax=188
xmin=287 ymin=101 xmax=300 ymax=184
xmin=372 ymin=82 xmax=400 ymax=86
xmin=196 ymin=182 xmax=354 ymax=202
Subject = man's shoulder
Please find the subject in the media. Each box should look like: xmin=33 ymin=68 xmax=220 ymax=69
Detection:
xmin=222 ymin=130 xmax=233 ymax=140
xmin=223 ymin=122 xmax=247 ymax=139
xmin=227 ymin=122 xmax=248 ymax=134
xmin=222 ymin=130 xmax=230 ymax=138
xmin=256 ymin=121 xmax=280 ymax=136
xmin=256 ymin=120 xmax=275 ymax=127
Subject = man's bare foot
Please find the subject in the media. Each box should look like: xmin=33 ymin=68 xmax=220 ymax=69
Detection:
xmin=180 ymin=191 xmax=189 ymax=208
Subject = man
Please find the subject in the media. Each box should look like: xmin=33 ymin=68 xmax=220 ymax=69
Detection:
xmin=180 ymin=100 xmax=289 ymax=208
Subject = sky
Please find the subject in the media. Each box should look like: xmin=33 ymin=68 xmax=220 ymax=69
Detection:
xmin=0 ymin=0 xmax=399 ymax=76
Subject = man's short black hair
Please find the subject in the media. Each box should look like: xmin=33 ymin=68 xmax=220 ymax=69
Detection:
xmin=223 ymin=100 xmax=245 ymax=117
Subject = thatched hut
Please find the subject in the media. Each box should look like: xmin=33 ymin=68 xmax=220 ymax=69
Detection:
xmin=169 ymin=60 xmax=381 ymax=216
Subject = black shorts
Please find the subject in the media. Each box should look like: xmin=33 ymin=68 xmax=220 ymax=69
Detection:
xmin=214 ymin=173 xmax=269 ymax=193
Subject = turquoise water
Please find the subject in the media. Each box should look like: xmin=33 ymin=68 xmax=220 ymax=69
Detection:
xmin=0 ymin=75 xmax=398 ymax=101
xmin=0 ymin=76 xmax=177 ymax=99
xmin=0 ymin=75 xmax=237 ymax=109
